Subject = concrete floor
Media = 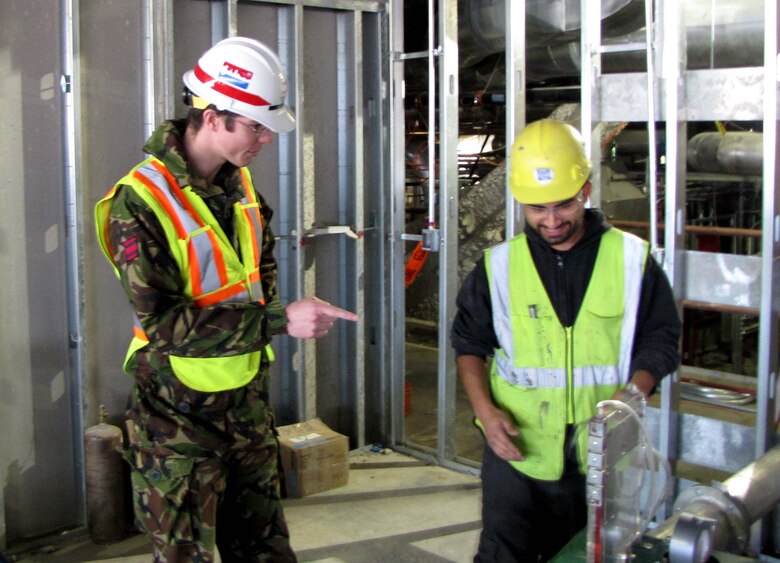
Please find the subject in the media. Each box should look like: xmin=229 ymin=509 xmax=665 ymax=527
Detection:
xmin=5 ymin=341 xmax=486 ymax=563
xmin=10 ymin=449 xmax=483 ymax=563
xmin=403 ymin=343 xmax=485 ymax=462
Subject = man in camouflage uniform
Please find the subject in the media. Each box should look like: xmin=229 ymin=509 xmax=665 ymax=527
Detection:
xmin=95 ymin=38 xmax=356 ymax=562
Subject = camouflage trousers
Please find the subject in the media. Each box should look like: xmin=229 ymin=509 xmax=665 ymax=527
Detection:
xmin=124 ymin=366 xmax=296 ymax=562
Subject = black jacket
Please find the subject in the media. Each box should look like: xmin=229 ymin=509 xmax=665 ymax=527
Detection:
xmin=450 ymin=209 xmax=681 ymax=385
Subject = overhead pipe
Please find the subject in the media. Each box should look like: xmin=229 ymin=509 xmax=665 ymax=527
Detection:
xmin=457 ymin=0 xmax=764 ymax=80
xmin=687 ymin=132 xmax=764 ymax=176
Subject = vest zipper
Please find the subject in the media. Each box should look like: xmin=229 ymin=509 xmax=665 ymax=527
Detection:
xmin=565 ymin=325 xmax=575 ymax=424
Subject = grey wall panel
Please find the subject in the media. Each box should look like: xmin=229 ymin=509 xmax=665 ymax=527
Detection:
xmin=235 ymin=3 xmax=287 ymax=412
xmin=238 ymin=2 xmax=284 ymax=217
xmin=0 ymin=0 xmax=79 ymax=541
xmin=302 ymin=8 xmax=344 ymax=431
xmin=82 ymin=1 xmax=145 ymax=431
xmin=173 ymin=0 xmax=215 ymax=120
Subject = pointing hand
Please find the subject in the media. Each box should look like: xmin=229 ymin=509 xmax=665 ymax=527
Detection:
xmin=285 ymin=297 xmax=358 ymax=339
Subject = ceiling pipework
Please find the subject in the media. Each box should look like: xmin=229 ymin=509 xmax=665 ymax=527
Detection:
xmin=458 ymin=0 xmax=764 ymax=81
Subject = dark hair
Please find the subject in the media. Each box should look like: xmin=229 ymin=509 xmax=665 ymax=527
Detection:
xmin=186 ymin=105 xmax=238 ymax=132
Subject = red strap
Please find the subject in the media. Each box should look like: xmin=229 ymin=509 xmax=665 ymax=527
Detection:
xmin=405 ymin=241 xmax=429 ymax=288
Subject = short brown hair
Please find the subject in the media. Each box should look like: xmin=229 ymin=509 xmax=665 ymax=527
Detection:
xmin=186 ymin=105 xmax=238 ymax=132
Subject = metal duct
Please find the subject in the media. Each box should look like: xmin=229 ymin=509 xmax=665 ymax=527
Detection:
xmin=665 ymin=446 xmax=780 ymax=562
xmin=458 ymin=0 xmax=764 ymax=80
xmin=687 ymin=132 xmax=763 ymax=176
xmin=458 ymin=0 xmax=646 ymax=68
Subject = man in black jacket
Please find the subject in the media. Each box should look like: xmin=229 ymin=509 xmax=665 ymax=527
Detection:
xmin=451 ymin=119 xmax=681 ymax=562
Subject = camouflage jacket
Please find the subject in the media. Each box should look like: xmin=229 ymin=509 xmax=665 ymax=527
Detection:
xmin=106 ymin=120 xmax=288 ymax=375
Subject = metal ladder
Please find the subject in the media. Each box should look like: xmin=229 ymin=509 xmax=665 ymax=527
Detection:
xmin=580 ymin=0 xmax=685 ymax=523
xmin=579 ymin=0 xmax=780 ymax=553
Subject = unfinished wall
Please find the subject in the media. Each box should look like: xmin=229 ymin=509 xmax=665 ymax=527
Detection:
xmin=1 ymin=0 xmax=388 ymax=545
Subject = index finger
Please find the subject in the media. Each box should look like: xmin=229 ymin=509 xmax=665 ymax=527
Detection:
xmin=320 ymin=303 xmax=359 ymax=322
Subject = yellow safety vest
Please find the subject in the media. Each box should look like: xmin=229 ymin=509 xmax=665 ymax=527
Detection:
xmin=95 ymin=157 xmax=274 ymax=392
xmin=484 ymin=228 xmax=648 ymax=480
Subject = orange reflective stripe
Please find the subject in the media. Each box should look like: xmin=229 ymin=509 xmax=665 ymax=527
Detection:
xmin=147 ymin=160 xmax=230 ymax=292
xmin=133 ymin=326 xmax=150 ymax=342
xmin=194 ymin=282 xmax=253 ymax=308
xmin=241 ymin=168 xmax=257 ymax=203
xmin=405 ymin=241 xmax=429 ymax=288
xmin=247 ymin=270 xmax=265 ymax=304
xmin=242 ymin=205 xmax=262 ymax=266
xmin=150 ymin=160 xmax=206 ymax=229
xmin=187 ymin=240 xmax=204 ymax=297
xmin=133 ymin=170 xmax=190 ymax=238
xmin=239 ymin=168 xmax=262 ymax=268
xmin=155 ymin=160 xmax=230 ymax=289
xmin=205 ymin=228 xmax=229 ymax=286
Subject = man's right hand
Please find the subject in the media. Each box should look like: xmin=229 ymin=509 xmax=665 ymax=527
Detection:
xmin=479 ymin=406 xmax=525 ymax=462
xmin=285 ymin=296 xmax=358 ymax=339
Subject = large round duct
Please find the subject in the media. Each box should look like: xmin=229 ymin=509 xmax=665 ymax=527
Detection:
xmin=687 ymin=132 xmax=763 ymax=176
xmin=458 ymin=0 xmax=764 ymax=80
xmin=458 ymin=0 xmax=646 ymax=68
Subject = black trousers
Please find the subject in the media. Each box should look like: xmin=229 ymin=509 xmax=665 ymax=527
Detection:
xmin=475 ymin=430 xmax=587 ymax=562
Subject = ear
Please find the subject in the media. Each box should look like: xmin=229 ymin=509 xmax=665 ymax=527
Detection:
xmin=581 ymin=181 xmax=592 ymax=202
xmin=202 ymin=108 xmax=221 ymax=131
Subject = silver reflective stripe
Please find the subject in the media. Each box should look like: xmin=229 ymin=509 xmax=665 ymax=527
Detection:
xmin=495 ymin=355 xmax=621 ymax=389
xmin=487 ymin=241 xmax=514 ymax=360
xmin=190 ymin=230 xmax=225 ymax=294
xmin=139 ymin=163 xmax=200 ymax=234
xmin=618 ymin=232 xmax=647 ymax=384
xmin=138 ymin=162 xmax=223 ymax=297
xmin=573 ymin=365 xmax=622 ymax=387
xmin=248 ymin=279 xmax=263 ymax=300
xmin=494 ymin=354 xmax=568 ymax=388
xmin=243 ymin=204 xmax=263 ymax=253
xmin=225 ymin=289 xmax=250 ymax=303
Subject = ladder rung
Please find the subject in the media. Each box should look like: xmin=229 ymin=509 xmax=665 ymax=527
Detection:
xmin=597 ymin=42 xmax=647 ymax=54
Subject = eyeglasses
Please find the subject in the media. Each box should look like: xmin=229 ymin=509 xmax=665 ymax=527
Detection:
xmin=236 ymin=120 xmax=270 ymax=138
xmin=524 ymin=192 xmax=585 ymax=219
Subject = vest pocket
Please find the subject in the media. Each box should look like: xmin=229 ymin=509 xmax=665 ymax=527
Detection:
xmin=512 ymin=304 xmax=555 ymax=366
xmin=169 ymin=351 xmax=261 ymax=392
xmin=577 ymin=300 xmax=624 ymax=365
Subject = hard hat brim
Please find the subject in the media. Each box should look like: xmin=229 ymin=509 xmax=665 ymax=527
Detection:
xmin=262 ymin=106 xmax=296 ymax=133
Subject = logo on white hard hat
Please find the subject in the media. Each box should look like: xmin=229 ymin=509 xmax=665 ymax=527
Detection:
xmin=218 ymin=61 xmax=254 ymax=90
xmin=534 ymin=168 xmax=554 ymax=185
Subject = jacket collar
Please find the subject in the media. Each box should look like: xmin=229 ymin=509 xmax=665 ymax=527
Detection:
xmin=143 ymin=119 xmax=245 ymax=201
xmin=524 ymin=208 xmax=610 ymax=255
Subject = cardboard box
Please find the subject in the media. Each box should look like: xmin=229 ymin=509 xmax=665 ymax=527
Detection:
xmin=277 ymin=418 xmax=349 ymax=498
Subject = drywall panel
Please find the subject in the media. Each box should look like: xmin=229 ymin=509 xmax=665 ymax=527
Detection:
xmin=0 ymin=0 xmax=79 ymax=542
xmin=81 ymin=0 xmax=144 ymax=432
xmin=300 ymin=8 xmax=346 ymax=431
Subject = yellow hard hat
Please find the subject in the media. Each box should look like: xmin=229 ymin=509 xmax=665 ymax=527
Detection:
xmin=509 ymin=119 xmax=592 ymax=204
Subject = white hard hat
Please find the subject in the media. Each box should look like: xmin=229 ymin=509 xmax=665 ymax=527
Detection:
xmin=183 ymin=36 xmax=295 ymax=133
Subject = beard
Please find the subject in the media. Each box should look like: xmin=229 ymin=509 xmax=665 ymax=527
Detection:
xmin=535 ymin=217 xmax=584 ymax=250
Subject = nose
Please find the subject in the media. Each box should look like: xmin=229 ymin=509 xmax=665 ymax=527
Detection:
xmin=258 ymin=128 xmax=274 ymax=144
xmin=539 ymin=208 xmax=565 ymax=221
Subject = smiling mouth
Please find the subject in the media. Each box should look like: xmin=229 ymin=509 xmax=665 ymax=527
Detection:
xmin=543 ymin=223 xmax=568 ymax=234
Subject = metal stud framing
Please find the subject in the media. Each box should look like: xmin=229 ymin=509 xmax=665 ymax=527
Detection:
xmin=581 ymin=0 xmax=780 ymax=534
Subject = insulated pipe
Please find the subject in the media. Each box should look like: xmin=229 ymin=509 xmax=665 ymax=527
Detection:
xmin=687 ymin=132 xmax=764 ymax=176
xmin=458 ymin=0 xmax=645 ymax=67
xmin=458 ymin=0 xmax=764 ymax=79
xmin=661 ymin=446 xmax=780 ymax=562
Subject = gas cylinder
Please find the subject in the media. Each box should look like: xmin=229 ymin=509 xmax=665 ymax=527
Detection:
xmin=84 ymin=406 xmax=127 ymax=543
